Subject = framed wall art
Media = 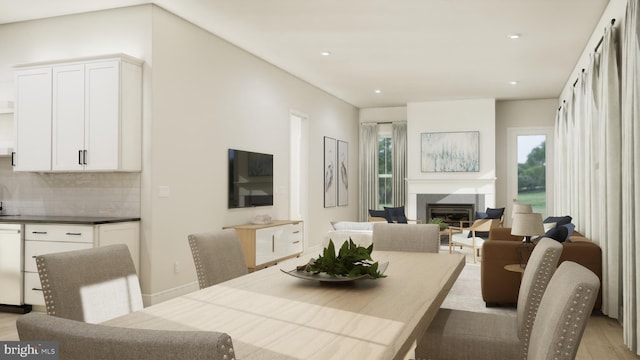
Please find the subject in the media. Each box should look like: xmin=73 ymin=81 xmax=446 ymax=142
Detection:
xmin=421 ymin=131 xmax=479 ymax=172
xmin=337 ymin=140 xmax=348 ymax=206
xmin=324 ymin=136 xmax=337 ymax=207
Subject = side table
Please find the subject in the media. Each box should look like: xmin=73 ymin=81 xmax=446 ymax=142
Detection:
xmin=504 ymin=263 xmax=525 ymax=280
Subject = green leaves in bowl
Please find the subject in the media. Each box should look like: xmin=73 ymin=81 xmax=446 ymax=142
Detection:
xmin=301 ymin=239 xmax=386 ymax=279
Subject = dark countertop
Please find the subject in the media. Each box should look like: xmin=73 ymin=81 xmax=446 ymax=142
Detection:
xmin=0 ymin=215 xmax=140 ymax=225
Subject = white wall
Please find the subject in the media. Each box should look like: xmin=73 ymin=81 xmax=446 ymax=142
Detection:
xmin=406 ymin=99 xmax=496 ymax=181
xmin=0 ymin=5 xmax=360 ymax=303
xmin=495 ymin=99 xmax=557 ymax=208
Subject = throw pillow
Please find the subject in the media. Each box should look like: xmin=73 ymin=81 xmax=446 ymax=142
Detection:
xmin=543 ymin=222 xmax=557 ymax=232
xmin=384 ymin=206 xmax=408 ymax=224
xmin=485 ymin=207 xmax=505 ymax=219
xmin=543 ymin=215 xmax=572 ymax=227
xmin=475 ymin=211 xmax=488 ymax=219
xmin=561 ymin=223 xmax=576 ymax=240
xmin=368 ymin=209 xmax=388 ymax=221
xmin=544 ymin=226 xmax=569 ymax=243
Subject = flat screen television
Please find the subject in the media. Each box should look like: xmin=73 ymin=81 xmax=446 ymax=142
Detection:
xmin=228 ymin=149 xmax=274 ymax=208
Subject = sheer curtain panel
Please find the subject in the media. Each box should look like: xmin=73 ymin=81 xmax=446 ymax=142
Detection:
xmin=392 ymin=122 xmax=407 ymax=207
xmin=359 ymin=123 xmax=378 ymax=221
xmin=622 ymin=0 xmax=640 ymax=353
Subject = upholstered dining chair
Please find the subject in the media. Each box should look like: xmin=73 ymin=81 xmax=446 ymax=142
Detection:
xmin=17 ymin=312 xmax=236 ymax=360
xmin=188 ymin=229 xmax=248 ymax=289
xmin=527 ymin=261 xmax=599 ymax=360
xmin=35 ymin=244 xmax=143 ymax=324
xmin=372 ymin=223 xmax=440 ymax=253
xmin=416 ymin=238 xmax=563 ymax=360
xmin=449 ymin=218 xmax=501 ymax=263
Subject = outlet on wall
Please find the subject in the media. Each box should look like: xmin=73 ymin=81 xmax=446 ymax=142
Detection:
xmin=173 ymin=261 xmax=180 ymax=274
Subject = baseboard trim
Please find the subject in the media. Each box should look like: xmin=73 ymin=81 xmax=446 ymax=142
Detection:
xmin=142 ymin=281 xmax=199 ymax=306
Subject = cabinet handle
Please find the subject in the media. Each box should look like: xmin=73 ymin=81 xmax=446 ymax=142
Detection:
xmin=66 ymin=232 xmax=82 ymax=236
xmin=272 ymin=235 xmax=275 ymax=252
xmin=32 ymin=231 xmax=47 ymax=235
xmin=31 ymin=288 xmax=43 ymax=292
xmin=292 ymin=240 xmax=300 ymax=244
xmin=293 ymin=231 xmax=300 ymax=234
xmin=11 ymin=152 xmax=15 ymax=166
xmin=31 ymin=256 xmax=37 ymax=258
xmin=78 ymin=150 xmax=83 ymax=165
xmin=83 ymin=150 xmax=87 ymax=165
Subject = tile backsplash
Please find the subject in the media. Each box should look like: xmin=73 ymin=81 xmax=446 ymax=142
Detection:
xmin=0 ymin=157 xmax=140 ymax=217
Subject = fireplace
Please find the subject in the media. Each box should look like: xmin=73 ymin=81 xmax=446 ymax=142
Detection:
xmin=427 ymin=203 xmax=475 ymax=227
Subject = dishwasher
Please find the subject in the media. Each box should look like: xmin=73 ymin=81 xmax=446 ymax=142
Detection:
xmin=0 ymin=223 xmax=30 ymax=313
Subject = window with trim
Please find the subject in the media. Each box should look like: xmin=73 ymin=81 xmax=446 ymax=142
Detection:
xmin=378 ymin=135 xmax=392 ymax=209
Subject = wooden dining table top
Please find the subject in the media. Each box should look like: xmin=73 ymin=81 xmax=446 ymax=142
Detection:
xmin=104 ymin=250 xmax=465 ymax=360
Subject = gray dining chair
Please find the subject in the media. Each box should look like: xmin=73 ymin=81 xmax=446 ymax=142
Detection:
xmin=17 ymin=312 xmax=236 ymax=360
xmin=372 ymin=223 xmax=440 ymax=253
xmin=527 ymin=261 xmax=599 ymax=360
xmin=36 ymin=244 xmax=143 ymax=324
xmin=188 ymin=229 xmax=248 ymax=289
xmin=416 ymin=238 xmax=564 ymax=360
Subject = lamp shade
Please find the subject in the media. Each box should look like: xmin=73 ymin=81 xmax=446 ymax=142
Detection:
xmin=511 ymin=203 xmax=533 ymax=218
xmin=511 ymin=212 xmax=545 ymax=237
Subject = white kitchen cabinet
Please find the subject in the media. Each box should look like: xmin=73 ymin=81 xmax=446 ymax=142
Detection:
xmin=23 ymin=221 xmax=140 ymax=307
xmin=224 ymin=220 xmax=304 ymax=271
xmin=14 ymin=54 xmax=142 ymax=172
xmin=13 ymin=67 xmax=52 ymax=171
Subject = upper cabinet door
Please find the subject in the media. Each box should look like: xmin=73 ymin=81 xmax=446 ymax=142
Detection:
xmin=84 ymin=61 xmax=120 ymax=171
xmin=14 ymin=68 xmax=52 ymax=171
xmin=52 ymin=64 xmax=85 ymax=171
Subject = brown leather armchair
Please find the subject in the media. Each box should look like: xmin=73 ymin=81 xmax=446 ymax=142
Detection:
xmin=481 ymin=227 xmax=602 ymax=310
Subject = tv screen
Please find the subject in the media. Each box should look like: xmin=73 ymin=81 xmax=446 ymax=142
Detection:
xmin=228 ymin=149 xmax=274 ymax=208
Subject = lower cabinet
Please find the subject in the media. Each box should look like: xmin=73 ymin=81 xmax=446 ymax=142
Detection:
xmin=225 ymin=220 xmax=303 ymax=271
xmin=23 ymin=221 xmax=140 ymax=307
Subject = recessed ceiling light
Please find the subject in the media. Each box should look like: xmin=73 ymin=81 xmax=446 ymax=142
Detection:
xmin=508 ymin=34 xmax=521 ymax=39
xmin=320 ymin=51 xmax=331 ymax=56
xmin=509 ymin=81 xmax=519 ymax=85
xmin=374 ymin=89 xmax=382 ymax=94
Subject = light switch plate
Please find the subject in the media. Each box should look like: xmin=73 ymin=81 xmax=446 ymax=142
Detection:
xmin=158 ymin=186 xmax=170 ymax=198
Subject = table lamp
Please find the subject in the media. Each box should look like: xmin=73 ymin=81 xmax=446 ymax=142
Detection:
xmin=511 ymin=203 xmax=533 ymax=218
xmin=511 ymin=212 xmax=545 ymax=268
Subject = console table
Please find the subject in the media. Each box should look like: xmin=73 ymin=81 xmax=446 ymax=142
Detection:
xmin=224 ymin=220 xmax=303 ymax=271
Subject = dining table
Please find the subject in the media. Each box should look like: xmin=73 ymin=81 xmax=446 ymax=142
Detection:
xmin=104 ymin=250 xmax=465 ymax=360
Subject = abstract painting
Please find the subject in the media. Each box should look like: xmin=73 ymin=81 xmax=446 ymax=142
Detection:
xmin=421 ymin=131 xmax=479 ymax=172
xmin=337 ymin=140 xmax=348 ymax=206
xmin=324 ymin=136 xmax=337 ymax=207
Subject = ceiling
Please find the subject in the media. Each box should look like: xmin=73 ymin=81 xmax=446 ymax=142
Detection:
xmin=0 ymin=0 xmax=610 ymax=108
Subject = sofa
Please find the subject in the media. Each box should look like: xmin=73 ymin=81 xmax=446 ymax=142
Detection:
xmin=481 ymin=227 xmax=602 ymax=310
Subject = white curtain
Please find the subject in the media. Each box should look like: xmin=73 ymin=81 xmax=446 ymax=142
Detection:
xmin=555 ymin=20 xmax=622 ymax=321
xmin=622 ymin=0 xmax=640 ymax=352
xmin=359 ymin=123 xmax=378 ymax=221
xmin=597 ymin=23 xmax=622 ymax=320
xmin=392 ymin=122 xmax=407 ymax=207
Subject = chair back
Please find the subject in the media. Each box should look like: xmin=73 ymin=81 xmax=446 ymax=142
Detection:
xmin=17 ymin=312 xmax=235 ymax=360
xmin=36 ymin=244 xmax=143 ymax=324
xmin=469 ymin=218 xmax=501 ymax=233
xmin=527 ymin=261 xmax=599 ymax=360
xmin=372 ymin=223 xmax=440 ymax=253
xmin=516 ymin=238 xmax=563 ymax=357
xmin=188 ymin=229 xmax=248 ymax=289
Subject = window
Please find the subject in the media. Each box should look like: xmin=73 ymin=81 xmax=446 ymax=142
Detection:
xmin=517 ymin=135 xmax=547 ymax=216
xmin=378 ymin=136 xmax=392 ymax=209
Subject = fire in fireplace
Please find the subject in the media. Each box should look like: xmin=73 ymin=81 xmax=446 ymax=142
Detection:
xmin=427 ymin=203 xmax=475 ymax=227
